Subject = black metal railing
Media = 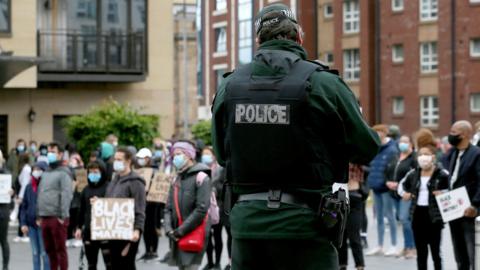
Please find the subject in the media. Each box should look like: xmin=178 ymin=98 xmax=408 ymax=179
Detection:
xmin=37 ymin=30 xmax=145 ymax=74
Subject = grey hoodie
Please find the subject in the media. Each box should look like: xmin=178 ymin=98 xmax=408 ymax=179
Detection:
xmin=106 ymin=171 xmax=146 ymax=231
xmin=37 ymin=165 xmax=73 ymax=219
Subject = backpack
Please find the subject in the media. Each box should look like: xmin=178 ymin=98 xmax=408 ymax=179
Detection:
xmin=196 ymin=172 xmax=220 ymax=225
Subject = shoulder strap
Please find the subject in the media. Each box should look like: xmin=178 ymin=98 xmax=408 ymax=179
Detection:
xmin=173 ymin=182 xmax=183 ymax=225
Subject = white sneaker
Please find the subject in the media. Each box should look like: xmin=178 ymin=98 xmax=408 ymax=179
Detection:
xmin=13 ymin=236 xmax=21 ymax=243
xmin=20 ymin=236 xmax=30 ymax=243
xmin=384 ymin=246 xmax=399 ymax=257
xmin=366 ymin=247 xmax=384 ymax=256
xmin=73 ymin=239 xmax=83 ymax=248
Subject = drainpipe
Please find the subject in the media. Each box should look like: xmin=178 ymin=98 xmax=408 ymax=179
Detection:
xmin=451 ymin=0 xmax=457 ymax=124
xmin=374 ymin=0 xmax=381 ymax=124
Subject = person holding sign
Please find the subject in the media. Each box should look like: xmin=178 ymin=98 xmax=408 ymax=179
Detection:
xmin=105 ymin=147 xmax=146 ymax=270
xmin=75 ymin=161 xmax=112 ymax=270
xmin=400 ymin=141 xmax=449 ymax=270
xmin=446 ymin=121 xmax=480 ymax=270
xmin=164 ymin=141 xmax=211 ymax=270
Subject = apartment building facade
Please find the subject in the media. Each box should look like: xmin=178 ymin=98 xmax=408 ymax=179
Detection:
xmin=317 ymin=0 xmax=480 ymax=135
xmin=0 ymin=0 xmax=174 ymax=154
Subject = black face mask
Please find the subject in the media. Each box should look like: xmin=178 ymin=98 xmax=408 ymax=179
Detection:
xmin=448 ymin=134 xmax=463 ymax=147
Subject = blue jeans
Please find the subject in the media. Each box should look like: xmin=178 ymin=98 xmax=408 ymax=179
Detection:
xmin=28 ymin=226 xmax=50 ymax=270
xmin=373 ymin=192 xmax=397 ymax=247
xmin=399 ymin=200 xmax=415 ymax=249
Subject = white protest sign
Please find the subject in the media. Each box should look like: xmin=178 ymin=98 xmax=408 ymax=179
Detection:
xmin=146 ymin=173 xmax=172 ymax=203
xmin=435 ymin=186 xmax=471 ymax=223
xmin=91 ymin=198 xmax=134 ymax=240
xmin=0 ymin=174 xmax=12 ymax=204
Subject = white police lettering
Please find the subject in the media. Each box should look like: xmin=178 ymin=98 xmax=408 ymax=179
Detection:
xmin=235 ymin=104 xmax=290 ymax=124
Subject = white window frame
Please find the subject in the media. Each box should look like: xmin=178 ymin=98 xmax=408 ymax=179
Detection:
xmin=470 ymin=38 xmax=480 ymax=58
xmin=238 ymin=0 xmax=253 ymax=65
xmin=343 ymin=0 xmax=360 ymax=34
xmin=393 ymin=97 xmax=405 ymax=115
xmin=214 ymin=27 xmax=227 ymax=55
xmin=420 ymin=96 xmax=439 ymax=127
xmin=470 ymin=0 xmax=480 ymax=4
xmin=420 ymin=0 xmax=438 ymax=22
xmin=392 ymin=0 xmax=404 ymax=12
xmin=392 ymin=44 xmax=404 ymax=63
xmin=215 ymin=0 xmax=227 ymax=11
xmin=343 ymin=49 xmax=360 ymax=81
xmin=324 ymin=3 xmax=333 ymax=18
xmin=471 ymin=93 xmax=480 ymax=113
xmin=420 ymin=42 xmax=438 ymax=73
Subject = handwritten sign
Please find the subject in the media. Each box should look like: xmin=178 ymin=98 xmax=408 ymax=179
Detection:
xmin=146 ymin=173 xmax=172 ymax=203
xmin=75 ymin=169 xmax=88 ymax=193
xmin=0 ymin=174 xmax=12 ymax=204
xmin=135 ymin=168 xmax=154 ymax=192
xmin=91 ymin=198 xmax=134 ymax=240
xmin=435 ymin=186 xmax=471 ymax=223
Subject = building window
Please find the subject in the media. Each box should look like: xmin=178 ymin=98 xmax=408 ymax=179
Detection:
xmin=420 ymin=96 xmax=439 ymax=127
xmin=215 ymin=0 xmax=227 ymax=11
xmin=420 ymin=0 xmax=438 ymax=22
xmin=392 ymin=44 xmax=404 ymax=63
xmin=324 ymin=3 xmax=333 ymax=18
xmin=470 ymin=0 xmax=480 ymax=4
xmin=238 ymin=0 xmax=253 ymax=65
xmin=325 ymin=52 xmax=334 ymax=64
xmin=215 ymin=27 xmax=227 ymax=53
xmin=392 ymin=0 xmax=404 ymax=11
xmin=420 ymin=42 xmax=438 ymax=73
xmin=215 ymin=69 xmax=226 ymax=90
xmin=343 ymin=0 xmax=360 ymax=34
xmin=471 ymin=94 xmax=480 ymax=113
xmin=393 ymin=97 xmax=405 ymax=115
xmin=471 ymin=38 xmax=480 ymax=58
xmin=0 ymin=0 xmax=11 ymax=33
xmin=343 ymin=49 xmax=360 ymax=81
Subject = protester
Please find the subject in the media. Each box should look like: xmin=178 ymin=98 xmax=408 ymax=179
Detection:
xmin=106 ymin=134 xmax=119 ymax=148
xmin=19 ymin=161 xmax=50 ymax=270
xmin=201 ymin=147 xmax=225 ymax=270
xmin=75 ymin=161 xmax=111 ymax=270
xmin=6 ymin=139 xmax=27 ymax=184
xmin=36 ymin=144 xmax=49 ymax=164
xmin=385 ymin=135 xmax=417 ymax=258
xmin=400 ymin=133 xmax=448 ymax=270
xmin=28 ymin=141 xmax=38 ymax=164
xmin=37 ymin=142 xmax=73 ymax=270
xmin=366 ymin=124 xmax=399 ymax=256
xmin=0 ymin=164 xmax=14 ymax=270
xmin=164 ymin=141 xmax=211 ymax=270
xmin=99 ymin=142 xmax=115 ymax=182
xmin=446 ymin=121 xmax=480 ymax=270
xmin=105 ymin=147 xmax=146 ymax=270
xmin=338 ymin=164 xmax=367 ymax=270
xmin=14 ymin=153 xmax=32 ymax=243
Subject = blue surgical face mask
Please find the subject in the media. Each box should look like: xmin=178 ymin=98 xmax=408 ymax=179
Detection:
xmin=88 ymin=173 xmax=102 ymax=183
xmin=113 ymin=160 xmax=125 ymax=172
xmin=398 ymin=142 xmax=410 ymax=153
xmin=154 ymin=150 xmax=163 ymax=159
xmin=17 ymin=145 xmax=25 ymax=152
xmin=30 ymin=145 xmax=37 ymax=153
xmin=47 ymin=152 xmax=58 ymax=164
xmin=201 ymin=154 xmax=213 ymax=165
xmin=173 ymin=154 xmax=186 ymax=170
xmin=40 ymin=149 xmax=48 ymax=156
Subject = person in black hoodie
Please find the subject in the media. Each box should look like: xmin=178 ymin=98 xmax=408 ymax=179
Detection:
xmin=400 ymin=143 xmax=449 ymax=270
xmin=75 ymin=161 xmax=111 ymax=270
xmin=105 ymin=147 xmax=146 ymax=270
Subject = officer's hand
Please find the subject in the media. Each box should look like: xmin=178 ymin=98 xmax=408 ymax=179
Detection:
xmin=21 ymin=226 xmax=29 ymax=236
xmin=464 ymin=206 xmax=478 ymax=218
xmin=402 ymin=192 xmax=412 ymax=201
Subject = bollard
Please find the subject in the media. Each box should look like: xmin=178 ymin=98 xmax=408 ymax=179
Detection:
xmin=476 ymin=216 xmax=480 ymax=270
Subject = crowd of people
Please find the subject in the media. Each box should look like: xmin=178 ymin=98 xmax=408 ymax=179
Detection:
xmin=0 ymin=119 xmax=479 ymax=270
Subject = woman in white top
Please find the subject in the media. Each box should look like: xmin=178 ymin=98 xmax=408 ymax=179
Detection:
xmin=400 ymin=144 xmax=449 ymax=270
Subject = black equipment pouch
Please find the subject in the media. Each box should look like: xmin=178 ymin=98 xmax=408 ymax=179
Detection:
xmin=222 ymin=182 xmax=236 ymax=216
xmin=318 ymin=188 xmax=350 ymax=248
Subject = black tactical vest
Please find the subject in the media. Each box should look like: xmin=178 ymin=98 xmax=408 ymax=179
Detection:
xmin=224 ymin=51 xmax=332 ymax=189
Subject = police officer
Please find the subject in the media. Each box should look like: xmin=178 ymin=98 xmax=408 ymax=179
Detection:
xmin=211 ymin=3 xmax=380 ymax=270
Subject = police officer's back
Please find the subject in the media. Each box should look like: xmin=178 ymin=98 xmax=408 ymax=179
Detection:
xmin=211 ymin=4 xmax=380 ymax=270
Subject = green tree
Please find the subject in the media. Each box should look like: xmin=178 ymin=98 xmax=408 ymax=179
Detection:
xmin=191 ymin=120 xmax=212 ymax=146
xmin=64 ymin=99 xmax=159 ymax=160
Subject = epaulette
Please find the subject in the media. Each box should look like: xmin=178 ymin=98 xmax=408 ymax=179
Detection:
xmin=223 ymin=71 xmax=234 ymax=78
xmin=306 ymin=60 xmax=339 ymax=75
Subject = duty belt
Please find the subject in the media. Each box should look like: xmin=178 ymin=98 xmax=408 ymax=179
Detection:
xmin=237 ymin=189 xmax=310 ymax=209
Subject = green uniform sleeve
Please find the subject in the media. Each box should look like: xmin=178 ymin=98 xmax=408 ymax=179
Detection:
xmin=309 ymin=72 xmax=380 ymax=165
xmin=211 ymin=77 xmax=231 ymax=167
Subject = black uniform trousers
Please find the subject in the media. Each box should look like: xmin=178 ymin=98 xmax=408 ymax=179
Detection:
xmin=450 ymin=217 xmax=475 ymax=270
xmin=412 ymin=206 xmax=443 ymax=270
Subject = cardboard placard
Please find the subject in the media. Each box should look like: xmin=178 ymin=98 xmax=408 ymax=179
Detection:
xmin=135 ymin=168 xmax=154 ymax=192
xmin=91 ymin=198 xmax=135 ymax=240
xmin=435 ymin=186 xmax=471 ymax=223
xmin=146 ymin=173 xmax=172 ymax=203
xmin=75 ymin=169 xmax=88 ymax=193
xmin=0 ymin=174 xmax=12 ymax=204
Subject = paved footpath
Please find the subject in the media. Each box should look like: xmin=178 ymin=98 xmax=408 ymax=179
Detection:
xmin=8 ymin=205 xmax=457 ymax=269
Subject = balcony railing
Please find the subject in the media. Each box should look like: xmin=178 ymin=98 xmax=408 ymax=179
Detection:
xmin=37 ymin=30 xmax=145 ymax=76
